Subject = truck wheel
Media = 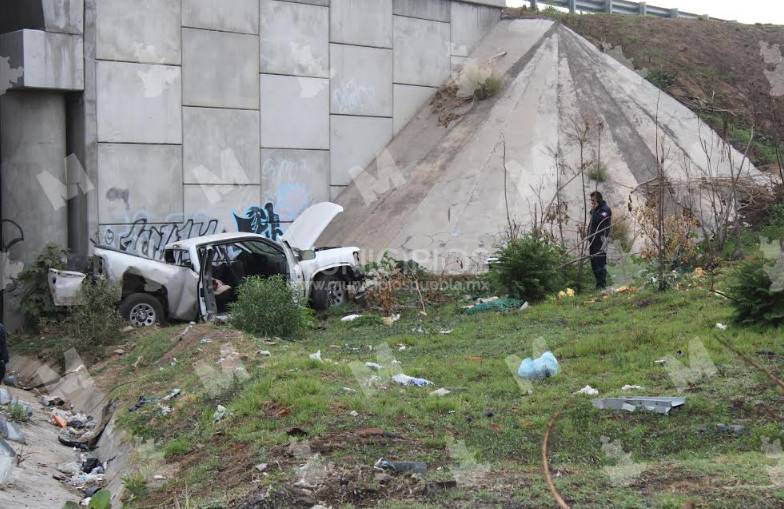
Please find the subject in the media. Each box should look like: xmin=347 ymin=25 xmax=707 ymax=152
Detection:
xmin=312 ymin=275 xmax=348 ymax=311
xmin=119 ymin=293 xmax=165 ymax=327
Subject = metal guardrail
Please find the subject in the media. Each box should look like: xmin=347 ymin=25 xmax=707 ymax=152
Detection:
xmin=534 ymin=0 xmax=709 ymax=20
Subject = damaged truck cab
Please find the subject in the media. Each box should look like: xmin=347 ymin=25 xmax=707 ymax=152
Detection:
xmin=49 ymin=203 xmax=363 ymax=327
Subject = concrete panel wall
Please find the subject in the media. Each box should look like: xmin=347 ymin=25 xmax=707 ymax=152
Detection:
xmin=331 ymin=0 xmax=393 ymax=48
xmin=0 ymin=30 xmax=83 ymax=90
xmin=260 ymin=0 xmax=329 ymax=78
xmin=96 ymin=0 xmax=180 ymax=64
xmin=330 ymin=115 xmax=393 ymax=186
xmin=182 ymin=28 xmax=259 ymax=109
xmin=183 ymin=107 xmax=260 ymax=184
xmin=330 ymin=44 xmax=393 ymax=116
xmin=97 ymin=144 xmax=183 ymax=223
xmin=393 ymin=0 xmax=449 ymax=22
xmin=96 ymin=61 xmax=181 ymax=143
xmin=0 ymin=91 xmax=67 ymax=266
xmin=260 ymin=74 xmax=329 ymax=150
xmin=451 ymin=1 xmax=500 ymax=57
xmin=182 ymin=0 xmax=259 ymax=34
xmin=394 ymin=84 xmax=435 ymax=134
xmin=42 ymin=0 xmax=84 ymax=34
xmin=261 ymin=149 xmax=330 ymax=221
xmin=393 ymin=16 xmax=450 ymax=87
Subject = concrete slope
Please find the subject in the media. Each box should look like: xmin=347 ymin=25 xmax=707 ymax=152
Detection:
xmin=320 ymin=19 xmax=757 ymax=272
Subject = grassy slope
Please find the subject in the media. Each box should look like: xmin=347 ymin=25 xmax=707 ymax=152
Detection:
xmin=509 ymin=8 xmax=784 ymax=174
xmin=81 ymin=278 xmax=783 ymax=508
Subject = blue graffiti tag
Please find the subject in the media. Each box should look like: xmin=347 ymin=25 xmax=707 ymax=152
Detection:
xmin=233 ymin=202 xmax=283 ymax=240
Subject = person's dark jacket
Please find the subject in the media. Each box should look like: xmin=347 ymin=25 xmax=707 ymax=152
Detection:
xmin=588 ymin=202 xmax=612 ymax=253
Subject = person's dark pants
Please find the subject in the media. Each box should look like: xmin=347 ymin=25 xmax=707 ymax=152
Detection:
xmin=0 ymin=323 xmax=7 ymax=383
xmin=590 ymin=246 xmax=607 ymax=289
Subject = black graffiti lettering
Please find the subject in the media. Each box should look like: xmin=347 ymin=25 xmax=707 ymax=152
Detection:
xmin=112 ymin=217 xmax=220 ymax=260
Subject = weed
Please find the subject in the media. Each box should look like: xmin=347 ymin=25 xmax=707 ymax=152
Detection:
xmin=456 ymin=63 xmax=504 ymax=100
xmin=725 ymin=257 xmax=784 ymax=326
xmin=66 ymin=278 xmax=124 ymax=348
xmin=646 ymin=68 xmax=676 ymax=90
xmin=587 ymin=163 xmax=608 ymax=182
xmin=122 ymin=473 xmax=148 ymax=501
xmin=17 ymin=245 xmax=68 ymax=328
xmin=8 ymin=403 xmax=29 ymax=423
xmin=230 ymin=275 xmax=308 ymax=338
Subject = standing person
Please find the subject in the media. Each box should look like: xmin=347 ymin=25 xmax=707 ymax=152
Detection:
xmin=0 ymin=323 xmax=8 ymax=383
xmin=587 ymin=191 xmax=612 ymax=289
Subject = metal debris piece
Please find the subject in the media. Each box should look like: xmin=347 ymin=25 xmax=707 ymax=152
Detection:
xmin=591 ymin=397 xmax=686 ymax=415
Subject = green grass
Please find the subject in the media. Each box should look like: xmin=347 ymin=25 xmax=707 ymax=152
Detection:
xmin=67 ymin=275 xmax=784 ymax=508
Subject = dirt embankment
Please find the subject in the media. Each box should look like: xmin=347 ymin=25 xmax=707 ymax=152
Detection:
xmin=509 ymin=8 xmax=784 ymax=176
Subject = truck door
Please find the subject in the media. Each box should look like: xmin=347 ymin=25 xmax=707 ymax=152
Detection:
xmin=198 ymin=247 xmax=218 ymax=321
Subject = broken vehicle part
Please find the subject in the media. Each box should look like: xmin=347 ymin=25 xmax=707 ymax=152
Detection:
xmin=591 ymin=397 xmax=686 ymax=415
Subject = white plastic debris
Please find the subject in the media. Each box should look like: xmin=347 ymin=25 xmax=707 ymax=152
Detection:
xmin=573 ymin=385 xmax=599 ymax=396
xmin=349 ymin=410 xmax=359 ymax=417
xmin=341 ymin=314 xmax=362 ymax=322
xmin=654 ymin=359 xmax=667 ymax=365
xmin=622 ymin=385 xmax=643 ymax=391
xmin=213 ymin=405 xmax=228 ymax=422
xmin=439 ymin=329 xmax=453 ymax=335
xmin=258 ymin=350 xmax=272 ymax=357
xmin=365 ymin=362 xmax=382 ymax=371
xmin=429 ymin=388 xmax=451 ymax=397
xmin=715 ymin=323 xmax=728 ymax=330
xmin=383 ymin=314 xmax=400 ymax=326
xmin=342 ymin=387 xmax=357 ymax=393
xmin=309 ymin=350 xmax=322 ymax=362
xmin=520 ymin=301 xmax=529 ymax=311
xmin=392 ymin=374 xmax=433 ymax=387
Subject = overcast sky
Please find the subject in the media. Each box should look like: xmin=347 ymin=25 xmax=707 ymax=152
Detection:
xmin=506 ymin=0 xmax=784 ymax=25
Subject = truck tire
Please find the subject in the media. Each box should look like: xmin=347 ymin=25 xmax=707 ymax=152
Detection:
xmin=312 ymin=274 xmax=348 ymax=311
xmin=119 ymin=293 xmax=165 ymax=327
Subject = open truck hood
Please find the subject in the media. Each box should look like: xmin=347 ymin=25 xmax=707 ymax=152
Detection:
xmin=282 ymin=202 xmax=343 ymax=251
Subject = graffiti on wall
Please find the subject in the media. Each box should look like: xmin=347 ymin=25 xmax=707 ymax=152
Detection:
xmin=233 ymin=202 xmax=283 ymax=240
xmin=102 ymin=214 xmax=221 ymax=260
xmin=100 ymin=202 xmax=286 ymax=260
xmin=1 ymin=219 xmax=25 ymax=292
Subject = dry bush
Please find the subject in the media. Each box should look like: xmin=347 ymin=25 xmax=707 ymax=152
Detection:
xmin=633 ymin=196 xmax=700 ymax=268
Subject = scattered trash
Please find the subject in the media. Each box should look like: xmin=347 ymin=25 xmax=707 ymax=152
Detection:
xmin=255 ymin=463 xmax=269 ymax=472
xmin=483 ymin=410 xmax=494 ymax=418
xmin=621 ymin=384 xmax=643 ymax=391
xmin=257 ymin=350 xmax=272 ymax=357
xmin=2 ymin=375 xmax=16 ymax=387
xmin=574 ymin=385 xmax=599 ymax=396
xmin=430 ymin=388 xmax=451 ymax=397
xmin=365 ymin=362 xmax=382 ymax=371
xmin=341 ymin=314 xmax=362 ymax=322
xmin=465 ymin=298 xmax=524 ymax=315
xmin=349 ymin=410 xmax=359 ymax=417
xmin=557 ymin=288 xmax=575 ymax=299
xmin=342 ymin=387 xmax=357 ymax=393
xmin=592 ymin=397 xmax=686 ymax=415
xmin=520 ymin=301 xmax=529 ymax=311
xmin=200 ymin=337 xmax=213 ymax=344
xmin=113 ymin=348 xmax=125 ymax=356
xmin=439 ymin=329 xmax=453 ymax=335
xmin=517 ymin=351 xmax=559 ymax=381
xmin=40 ymin=395 xmax=66 ymax=407
xmin=309 ymin=351 xmax=323 ymax=362
xmin=213 ymin=405 xmax=228 ymax=422
xmin=161 ymin=388 xmax=181 ymax=401
xmin=715 ymin=323 xmax=728 ymax=330
xmin=397 ymin=344 xmax=407 ymax=350
xmin=654 ymin=358 xmax=667 ymax=365
xmin=477 ymin=296 xmax=499 ymax=304
xmin=286 ymin=427 xmax=308 ymax=437
xmin=0 ymin=416 xmax=25 ymax=444
xmin=383 ymin=314 xmax=400 ymax=326
xmin=52 ymin=414 xmax=67 ymax=428
xmin=392 ymin=374 xmax=433 ymax=387
xmin=374 ymin=457 xmax=427 ymax=475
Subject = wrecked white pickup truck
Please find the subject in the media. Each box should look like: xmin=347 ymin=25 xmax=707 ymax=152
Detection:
xmin=49 ymin=203 xmax=363 ymax=327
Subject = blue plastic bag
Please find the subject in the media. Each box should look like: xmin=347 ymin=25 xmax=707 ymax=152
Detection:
xmin=517 ymin=351 xmax=559 ymax=380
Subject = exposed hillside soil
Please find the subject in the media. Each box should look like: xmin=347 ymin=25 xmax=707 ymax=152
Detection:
xmin=508 ymin=7 xmax=784 ymax=177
